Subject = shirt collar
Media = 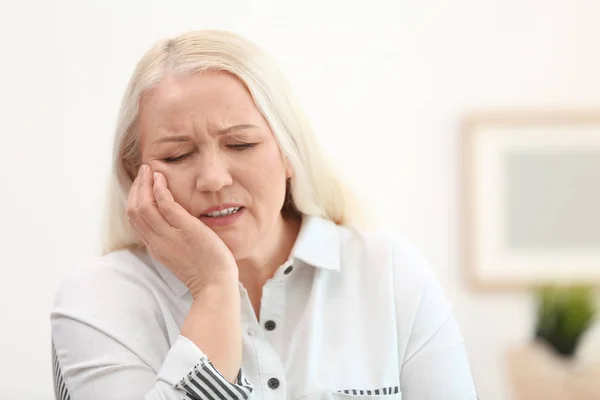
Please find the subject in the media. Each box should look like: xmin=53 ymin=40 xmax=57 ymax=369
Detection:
xmin=289 ymin=215 xmax=341 ymax=272
xmin=149 ymin=214 xmax=342 ymax=297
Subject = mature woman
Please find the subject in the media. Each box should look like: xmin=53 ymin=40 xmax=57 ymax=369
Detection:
xmin=51 ymin=30 xmax=477 ymax=400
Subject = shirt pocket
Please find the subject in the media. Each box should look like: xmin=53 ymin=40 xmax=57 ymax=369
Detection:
xmin=299 ymin=391 xmax=402 ymax=400
xmin=334 ymin=393 xmax=402 ymax=400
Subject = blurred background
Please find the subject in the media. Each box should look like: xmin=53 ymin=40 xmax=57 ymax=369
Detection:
xmin=1 ymin=0 xmax=599 ymax=399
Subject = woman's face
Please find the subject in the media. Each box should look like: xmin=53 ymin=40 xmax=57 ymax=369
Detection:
xmin=137 ymin=71 xmax=292 ymax=258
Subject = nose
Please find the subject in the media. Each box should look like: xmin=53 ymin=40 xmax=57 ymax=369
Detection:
xmin=194 ymin=148 xmax=233 ymax=192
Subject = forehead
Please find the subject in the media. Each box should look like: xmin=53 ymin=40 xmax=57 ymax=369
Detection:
xmin=138 ymin=71 xmax=260 ymax=136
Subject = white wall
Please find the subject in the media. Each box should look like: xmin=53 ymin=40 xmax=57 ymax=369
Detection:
xmin=1 ymin=1 xmax=599 ymax=398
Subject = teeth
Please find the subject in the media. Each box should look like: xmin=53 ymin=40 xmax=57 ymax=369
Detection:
xmin=205 ymin=207 xmax=241 ymax=217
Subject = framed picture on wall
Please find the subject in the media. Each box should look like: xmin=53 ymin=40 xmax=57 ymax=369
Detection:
xmin=461 ymin=110 xmax=600 ymax=290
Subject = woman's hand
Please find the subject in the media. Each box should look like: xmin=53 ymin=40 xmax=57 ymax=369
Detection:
xmin=127 ymin=165 xmax=239 ymax=296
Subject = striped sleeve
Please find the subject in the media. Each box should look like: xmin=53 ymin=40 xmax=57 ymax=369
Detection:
xmin=176 ymin=357 xmax=253 ymax=400
xmin=157 ymin=335 xmax=253 ymax=400
xmin=51 ymin=339 xmax=71 ymax=400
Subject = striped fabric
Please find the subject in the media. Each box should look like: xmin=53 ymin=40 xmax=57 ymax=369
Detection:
xmin=177 ymin=356 xmax=253 ymax=400
xmin=52 ymin=340 xmax=71 ymax=400
xmin=338 ymin=386 xmax=400 ymax=396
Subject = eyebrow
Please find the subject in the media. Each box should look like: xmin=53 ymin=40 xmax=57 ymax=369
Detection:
xmin=152 ymin=124 xmax=259 ymax=144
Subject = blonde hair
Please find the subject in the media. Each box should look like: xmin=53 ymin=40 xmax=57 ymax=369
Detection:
xmin=101 ymin=30 xmax=362 ymax=255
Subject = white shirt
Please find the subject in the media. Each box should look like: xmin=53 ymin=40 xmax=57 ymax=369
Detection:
xmin=51 ymin=215 xmax=478 ymax=400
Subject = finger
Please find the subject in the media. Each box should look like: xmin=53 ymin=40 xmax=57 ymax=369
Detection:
xmin=128 ymin=165 xmax=157 ymax=241
xmin=137 ymin=165 xmax=171 ymax=237
xmin=153 ymin=172 xmax=192 ymax=229
xmin=130 ymin=218 xmax=149 ymax=248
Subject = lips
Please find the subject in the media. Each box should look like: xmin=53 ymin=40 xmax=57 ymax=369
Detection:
xmin=203 ymin=206 xmax=242 ymax=217
xmin=200 ymin=203 xmax=245 ymax=217
xmin=198 ymin=205 xmax=245 ymax=227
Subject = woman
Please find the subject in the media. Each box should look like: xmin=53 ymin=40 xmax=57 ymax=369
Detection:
xmin=51 ymin=30 xmax=477 ymax=400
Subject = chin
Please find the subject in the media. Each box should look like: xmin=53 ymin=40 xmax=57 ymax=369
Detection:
xmin=218 ymin=232 xmax=250 ymax=259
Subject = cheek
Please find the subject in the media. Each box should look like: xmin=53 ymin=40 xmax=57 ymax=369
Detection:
xmin=243 ymin=150 xmax=288 ymax=204
xmin=151 ymin=164 xmax=196 ymax=212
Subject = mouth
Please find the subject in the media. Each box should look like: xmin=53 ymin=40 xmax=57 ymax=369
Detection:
xmin=199 ymin=205 xmax=245 ymax=227
xmin=201 ymin=206 xmax=244 ymax=218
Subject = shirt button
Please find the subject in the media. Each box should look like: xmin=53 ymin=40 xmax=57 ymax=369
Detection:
xmin=284 ymin=265 xmax=294 ymax=275
xmin=267 ymin=377 xmax=280 ymax=389
xmin=264 ymin=320 xmax=277 ymax=331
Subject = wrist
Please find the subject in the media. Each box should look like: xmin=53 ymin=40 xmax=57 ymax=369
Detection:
xmin=189 ymin=279 xmax=239 ymax=301
xmin=185 ymin=267 xmax=238 ymax=298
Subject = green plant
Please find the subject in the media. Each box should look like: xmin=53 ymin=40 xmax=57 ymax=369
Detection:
xmin=534 ymin=285 xmax=597 ymax=357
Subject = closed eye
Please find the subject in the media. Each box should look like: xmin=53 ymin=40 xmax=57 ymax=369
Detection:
xmin=163 ymin=143 xmax=256 ymax=163
xmin=163 ymin=153 xmax=192 ymax=163
xmin=228 ymin=143 xmax=256 ymax=150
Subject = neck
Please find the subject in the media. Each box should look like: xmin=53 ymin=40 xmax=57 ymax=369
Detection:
xmin=237 ymin=213 xmax=301 ymax=288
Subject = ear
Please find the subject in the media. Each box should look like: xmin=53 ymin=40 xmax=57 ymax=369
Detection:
xmin=284 ymin=157 xmax=293 ymax=179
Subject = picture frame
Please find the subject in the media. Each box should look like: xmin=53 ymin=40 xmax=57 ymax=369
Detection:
xmin=461 ymin=110 xmax=600 ymax=290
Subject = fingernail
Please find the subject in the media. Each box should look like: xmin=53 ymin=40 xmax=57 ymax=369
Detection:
xmin=153 ymin=172 xmax=159 ymax=181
